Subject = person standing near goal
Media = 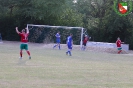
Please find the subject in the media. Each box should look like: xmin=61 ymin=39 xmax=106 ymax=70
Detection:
xmin=16 ymin=27 xmax=31 ymax=59
xmin=116 ymin=37 xmax=124 ymax=54
xmin=66 ymin=34 xmax=73 ymax=56
xmin=53 ymin=31 xmax=61 ymax=50
xmin=82 ymin=35 xmax=89 ymax=50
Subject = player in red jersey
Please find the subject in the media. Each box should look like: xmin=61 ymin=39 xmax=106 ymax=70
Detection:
xmin=16 ymin=27 xmax=31 ymax=59
xmin=116 ymin=37 xmax=124 ymax=54
xmin=82 ymin=35 xmax=90 ymax=50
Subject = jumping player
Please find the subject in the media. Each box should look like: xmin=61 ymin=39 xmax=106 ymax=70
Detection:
xmin=53 ymin=31 xmax=61 ymax=49
xmin=16 ymin=27 xmax=31 ymax=59
xmin=116 ymin=37 xmax=124 ymax=54
xmin=66 ymin=34 xmax=73 ymax=56
xmin=82 ymin=35 xmax=89 ymax=50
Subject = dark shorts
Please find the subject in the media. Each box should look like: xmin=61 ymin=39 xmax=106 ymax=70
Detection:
xmin=20 ymin=43 xmax=28 ymax=50
xmin=67 ymin=44 xmax=72 ymax=49
xmin=83 ymin=42 xmax=87 ymax=46
xmin=56 ymin=39 xmax=60 ymax=43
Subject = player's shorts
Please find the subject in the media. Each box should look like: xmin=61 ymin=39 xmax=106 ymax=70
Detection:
xmin=83 ymin=42 xmax=87 ymax=46
xmin=20 ymin=43 xmax=28 ymax=50
xmin=56 ymin=39 xmax=60 ymax=43
xmin=67 ymin=44 xmax=72 ymax=49
xmin=118 ymin=47 xmax=122 ymax=50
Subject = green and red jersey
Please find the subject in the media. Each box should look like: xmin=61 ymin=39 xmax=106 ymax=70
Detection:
xmin=19 ymin=33 xmax=29 ymax=43
xmin=116 ymin=40 xmax=121 ymax=47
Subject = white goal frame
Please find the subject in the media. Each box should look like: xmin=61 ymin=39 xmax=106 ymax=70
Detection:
xmin=27 ymin=24 xmax=87 ymax=48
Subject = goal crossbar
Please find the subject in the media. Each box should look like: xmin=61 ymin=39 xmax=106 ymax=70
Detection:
xmin=27 ymin=24 xmax=83 ymax=29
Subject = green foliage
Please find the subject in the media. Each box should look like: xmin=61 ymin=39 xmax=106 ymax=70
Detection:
xmin=57 ymin=8 xmax=84 ymax=27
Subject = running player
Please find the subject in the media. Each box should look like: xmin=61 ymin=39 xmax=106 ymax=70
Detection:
xmin=53 ymin=31 xmax=61 ymax=49
xmin=16 ymin=27 xmax=31 ymax=59
xmin=116 ymin=37 xmax=124 ymax=54
xmin=66 ymin=34 xmax=73 ymax=56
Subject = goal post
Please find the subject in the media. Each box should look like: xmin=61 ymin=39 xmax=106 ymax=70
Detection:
xmin=27 ymin=24 xmax=87 ymax=48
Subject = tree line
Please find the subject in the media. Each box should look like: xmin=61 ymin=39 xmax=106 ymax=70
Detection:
xmin=0 ymin=0 xmax=133 ymax=49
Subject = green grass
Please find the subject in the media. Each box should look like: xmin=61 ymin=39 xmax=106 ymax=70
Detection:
xmin=0 ymin=41 xmax=133 ymax=88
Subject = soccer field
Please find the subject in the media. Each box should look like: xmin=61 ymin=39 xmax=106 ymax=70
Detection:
xmin=0 ymin=41 xmax=133 ymax=88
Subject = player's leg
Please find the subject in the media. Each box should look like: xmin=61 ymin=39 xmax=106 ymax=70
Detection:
xmin=53 ymin=39 xmax=58 ymax=49
xmin=68 ymin=49 xmax=72 ymax=56
xmin=117 ymin=48 xmax=120 ymax=54
xmin=25 ymin=44 xmax=31 ymax=59
xmin=119 ymin=50 xmax=122 ymax=54
xmin=82 ymin=43 xmax=85 ymax=50
xmin=118 ymin=47 xmax=122 ymax=54
xmin=66 ymin=44 xmax=68 ymax=55
xmin=20 ymin=50 xmax=23 ymax=59
xmin=84 ymin=43 xmax=87 ymax=50
xmin=66 ymin=44 xmax=72 ymax=56
xmin=20 ymin=44 xmax=23 ymax=59
xmin=58 ymin=43 xmax=61 ymax=50
xmin=53 ymin=44 xmax=57 ymax=49
xmin=58 ymin=39 xmax=61 ymax=49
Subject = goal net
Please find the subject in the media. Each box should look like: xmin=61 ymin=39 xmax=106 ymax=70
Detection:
xmin=27 ymin=24 xmax=88 ymax=47
xmin=0 ymin=33 xmax=3 ymax=43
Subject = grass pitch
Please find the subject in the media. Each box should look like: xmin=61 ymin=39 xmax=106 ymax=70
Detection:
xmin=0 ymin=41 xmax=133 ymax=88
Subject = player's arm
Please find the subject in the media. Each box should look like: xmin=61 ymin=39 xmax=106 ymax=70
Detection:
xmin=16 ymin=27 xmax=20 ymax=34
xmin=116 ymin=41 xmax=118 ymax=45
xmin=55 ymin=34 xmax=57 ymax=37
xmin=25 ymin=27 xmax=29 ymax=34
xmin=55 ymin=34 xmax=59 ymax=38
xmin=59 ymin=34 xmax=61 ymax=38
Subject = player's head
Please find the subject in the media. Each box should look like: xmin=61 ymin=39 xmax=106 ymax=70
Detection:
xmin=58 ymin=31 xmax=60 ymax=33
xmin=85 ymin=35 xmax=87 ymax=37
xmin=70 ymin=33 xmax=73 ymax=37
xmin=117 ymin=37 xmax=120 ymax=40
xmin=21 ymin=29 xmax=26 ymax=33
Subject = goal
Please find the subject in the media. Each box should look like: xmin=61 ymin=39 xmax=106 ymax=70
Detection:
xmin=27 ymin=24 xmax=88 ymax=48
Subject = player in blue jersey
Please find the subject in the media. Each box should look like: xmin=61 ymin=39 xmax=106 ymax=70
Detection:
xmin=66 ymin=34 xmax=73 ymax=56
xmin=53 ymin=31 xmax=61 ymax=49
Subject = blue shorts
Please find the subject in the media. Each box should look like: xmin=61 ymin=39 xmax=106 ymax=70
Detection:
xmin=56 ymin=39 xmax=60 ymax=43
xmin=67 ymin=44 xmax=72 ymax=49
